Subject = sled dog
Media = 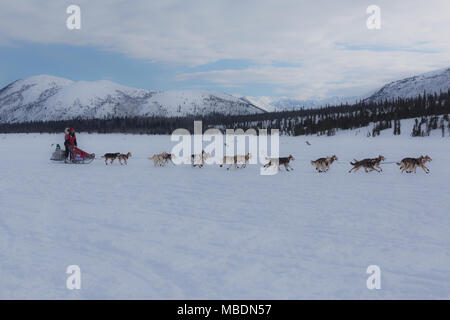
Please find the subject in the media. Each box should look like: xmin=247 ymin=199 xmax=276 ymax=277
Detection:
xmin=220 ymin=155 xmax=238 ymax=170
xmin=148 ymin=153 xmax=162 ymax=166
xmin=118 ymin=152 xmax=132 ymax=165
xmin=148 ymin=153 xmax=163 ymax=166
xmin=235 ymin=153 xmax=252 ymax=168
xmin=191 ymin=151 xmax=211 ymax=168
xmin=101 ymin=152 xmax=120 ymax=165
xmin=349 ymin=155 xmax=385 ymax=173
xmin=160 ymin=152 xmax=175 ymax=166
xmin=220 ymin=153 xmax=252 ymax=170
xmin=148 ymin=152 xmax=176 ymax=167
xmin=397 ymin=155 xmax=432 ymax=173
xmin=311 ymin=155 xmax=338 ymax=172
xmin=264 ymin=155 xmax=295 ymax=171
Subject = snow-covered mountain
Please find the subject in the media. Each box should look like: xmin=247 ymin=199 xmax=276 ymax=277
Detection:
xmin=2 ymin=67 xmax=450 ymax=123
xmin=0 ymin=75 xmax=266 ymax=123
xmin=256 ymin=67 xmax=450 ymax=110
xmin=238 ymin=96 xmax=278 ymax=112
xmin=270 ymin=96 xmax=361 ymax=110
xmin=365 ymin=67 xmax=450 ymax=103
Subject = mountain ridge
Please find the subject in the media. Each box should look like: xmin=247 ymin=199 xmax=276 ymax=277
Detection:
xmin=1 ymin=67 xmax=450 ymax=123
xmin=364 ymin=67 xmax=450 ymax=103
xmin=0 ymin=75 xmax=267 ymax=123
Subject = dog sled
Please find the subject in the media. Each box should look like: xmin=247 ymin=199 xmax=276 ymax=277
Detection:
xmin=50 ymin=144 xmax=95 ymax=164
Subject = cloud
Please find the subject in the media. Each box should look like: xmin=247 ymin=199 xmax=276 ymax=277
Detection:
xmin=176 ymin=50 xmax=450 ymax=98
xmin=0 ymin=0 xmax=450 ymax=98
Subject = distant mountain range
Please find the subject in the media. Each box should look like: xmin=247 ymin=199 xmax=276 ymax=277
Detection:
xmin=260 ymin=67 xmax=450 ymax=110
xmin=363 ymin=67 xmax=450 ymax=103
xmin=266 ymin=95 xmax=361 ymax=110
xmin=1 ymin=67 xmax=450 ymax=123
xmin=0 ymin=75 xmax=268 ymax=123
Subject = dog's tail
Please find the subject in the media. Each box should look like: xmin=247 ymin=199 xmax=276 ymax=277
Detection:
xmin=311 ymin=160 xmax=315 ymax=166
xmin=396 ymin=162 xmax=401 ymax=166
xmin=148 ymin=156 xmax=156 ymax=160
xmin=350 ymin=161 xmax=357 ymax=166
xmin=101 ymin=155 xmax=105 ymax=159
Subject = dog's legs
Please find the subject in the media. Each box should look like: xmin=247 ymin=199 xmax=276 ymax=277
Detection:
xmin=406 ymin=164 xmax=412 ymax=173
xmin=351 ymin=166 xmax=360 ymax=173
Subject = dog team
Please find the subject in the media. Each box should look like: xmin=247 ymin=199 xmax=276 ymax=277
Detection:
xmin=100 ymin=150 xmax=432 ymax=174
xmin=101 ymin=152 xmax=132 ymax=165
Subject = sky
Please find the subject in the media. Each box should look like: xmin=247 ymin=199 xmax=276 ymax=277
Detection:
xmin=0 ymin=0 xmax=449 ymax=101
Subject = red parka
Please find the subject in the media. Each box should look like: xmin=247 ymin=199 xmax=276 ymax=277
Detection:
xmin=64 ymin=133 xmax=77 ymax=148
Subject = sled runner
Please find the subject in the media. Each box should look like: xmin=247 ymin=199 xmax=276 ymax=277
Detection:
xmin=51 ymin=145 xmax=95 ymax=164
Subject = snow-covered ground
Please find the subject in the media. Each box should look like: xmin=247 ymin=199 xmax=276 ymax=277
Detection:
xmin=1 ymin=128 xmax=450 ymax=299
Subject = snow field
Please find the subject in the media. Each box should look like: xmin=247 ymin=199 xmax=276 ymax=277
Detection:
xmin=0 ymin=132 xmax=449 ymax=299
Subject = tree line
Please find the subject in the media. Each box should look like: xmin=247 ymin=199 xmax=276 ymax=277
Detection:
xmin=1 ymin=90 xmax=450 ymax=137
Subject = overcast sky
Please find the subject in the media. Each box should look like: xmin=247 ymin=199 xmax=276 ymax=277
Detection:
xmin=0 ymin=0 xmax=449 ymax=100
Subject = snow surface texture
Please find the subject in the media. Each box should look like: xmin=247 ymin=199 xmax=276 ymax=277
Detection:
xmin=1 ymin=123 xmax=449 ymax=299
xmin=0 ymin=75 xmax=266 ymax=123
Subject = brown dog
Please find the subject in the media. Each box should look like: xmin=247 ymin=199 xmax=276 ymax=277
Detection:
xmin=118 ymin=152 xmax=132 ymax=165
xmin=311 ymin=155 xmax=338 ymax=172
xmin=349 ymin=155 xmax=385 ymax=173
xmin=397 ymin=155 xmax=432 ymax=173
xmin=264 ymin=155 xmax=295 ymax=171
xmin=101 ymin=153 xmax=120 ymax=165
